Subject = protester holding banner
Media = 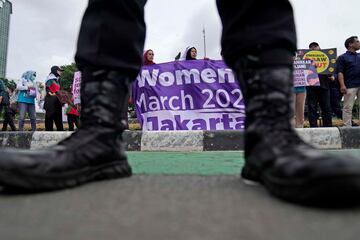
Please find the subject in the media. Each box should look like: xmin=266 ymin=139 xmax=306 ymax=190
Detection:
xmin=305 ymin=42 xmax=333 ymax=127
xmin=292 ymin=54 xmax=306 ymax=128
xmin=143 ymin=49 xmax=155 ymax=65
xmin=133 ymin=49 xmax=157 ymax=126
xmin=133 ymin=60 xmax=245 ymax=131
xmin=184 ymin=46 xmax=211 ymax=61
xmin=1 ymin=0 xmax=360 ymax=207
xmin=292 ymin=57 xmax=319 ymax=128
xmin=130 ymin=49 xmax=156 ymax=121
xmin=185 ymin=47 xmax=197 ymax=60
xmin=337 ymin=36 xmax=360 ymax=127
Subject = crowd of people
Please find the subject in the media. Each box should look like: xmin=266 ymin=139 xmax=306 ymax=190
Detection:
xmin=144 ymin=41 xmax=360 ymax=129
xmin=0 ymin=46 xmax=202 ymax=132
xmin=0 ymin=66 xmax=80 ymax=131
xmin=1 ymin=38 xmax=360 ymax=132
xmin=292 ymin=37 xmax=360 ymax=128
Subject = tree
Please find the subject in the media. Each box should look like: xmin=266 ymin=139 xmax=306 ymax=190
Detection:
xmin=60 ymin=63 xmax=78 ymax=91
xmin=0 ymin=77 xmax=17 ymax=90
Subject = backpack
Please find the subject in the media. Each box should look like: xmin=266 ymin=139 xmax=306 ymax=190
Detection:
xmin=9 ymin=90 xmax=19 ymax=112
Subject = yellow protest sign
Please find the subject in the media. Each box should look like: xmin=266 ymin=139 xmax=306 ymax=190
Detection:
xmin=297 ymin=48 xmax=337 ymax=74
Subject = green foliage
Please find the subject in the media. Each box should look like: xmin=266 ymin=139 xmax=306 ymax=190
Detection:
xmin=0 ymin=77 xmax=17 ymax=90
xmin=60 ymin=63 xmax=78 ymax=91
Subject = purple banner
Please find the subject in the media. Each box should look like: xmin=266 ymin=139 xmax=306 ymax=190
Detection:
xmin=293 ymin=59 xmax=320 ymax=87
xmin=132 ymin=60 xmax=245 ymax=131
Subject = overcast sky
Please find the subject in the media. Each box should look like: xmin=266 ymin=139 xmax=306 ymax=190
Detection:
xmin=5 ymin=0 xmax=360 ymax=82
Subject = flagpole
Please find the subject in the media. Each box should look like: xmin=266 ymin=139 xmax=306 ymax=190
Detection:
xmin=203 ymin=27 xmax=207 ymax=58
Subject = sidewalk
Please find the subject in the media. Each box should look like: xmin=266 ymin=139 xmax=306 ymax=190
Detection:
xmin=0 ymin=127 xmax=360 ymax=151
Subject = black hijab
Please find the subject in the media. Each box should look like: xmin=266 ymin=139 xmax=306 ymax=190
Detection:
xmin=186 ymin=47 xmax=197 ymax=60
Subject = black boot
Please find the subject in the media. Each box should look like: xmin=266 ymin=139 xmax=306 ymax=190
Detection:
xmin=238 ymin=64 xmax=360 ymax=205
xmin=0 ymin=70 xmax=132 ymax=191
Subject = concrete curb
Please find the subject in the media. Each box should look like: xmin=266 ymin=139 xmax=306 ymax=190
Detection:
xmin=0 ymin=127 xmax=359 ymax=151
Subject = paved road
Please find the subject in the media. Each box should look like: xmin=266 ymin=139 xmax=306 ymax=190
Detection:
xmin=0 ymin=150 xmax=360 ymax=240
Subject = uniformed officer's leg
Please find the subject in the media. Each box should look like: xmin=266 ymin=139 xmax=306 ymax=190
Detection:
xmin=0 ymin=0 xmax=147 ymax=191
xmin=217 ymin=0 xmax=360 ymax=205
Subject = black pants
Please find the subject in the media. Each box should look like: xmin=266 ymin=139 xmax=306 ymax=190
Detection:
xmin=330 ymin=86 xmax=343 ymax=119
xmin=75 ymin=0 xmax=296 ymax=74
xmin=2 ymin=108 xmax=16 ymax=131
xmin=67 ymin=115 xmax=80 ymax=131
xmin=306 ymin=87 xmax=333 ymax=127
xmin=45 ymin=111 xmax=64 ymax=131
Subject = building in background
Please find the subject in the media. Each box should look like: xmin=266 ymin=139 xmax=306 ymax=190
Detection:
xmin=0 ymin=0 xmax=12 ymax=78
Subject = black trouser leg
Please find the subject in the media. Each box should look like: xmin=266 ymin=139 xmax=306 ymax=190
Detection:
xmin=0 ymin=106 xmax=3 ymax=130
xmin=8 ymin=115 xmax=16 ymax=131
xmin=306 ymin=87 xmax=320 ymax=127
xmin=307 ymin=87 xmax=333 ymax=127
xmin=216 ymin=0 xmax=297 ymax=68
xmin=318 ymin=88 xmax=332 ymax=127
xmin=3 ymin=109 xmax=16 ymax=131
xmin=330 ymin=87 xmax=343 ymax=119
xmin=2 ymin=108 xmax=8 ymax=131
xmin=67 ymin=115 xmax=75 ymax=131
xmin=2 ymin=119 xmax=7 ymax=131
xmin=54 ymin=110 xmax=63 ymax=131
xmin=45 ymin=114 xmax=54 ymax=131
xmin=75 ymin=0 xmax=146 ymax=80
xmin=68 ymin=123 xmax=74 ymax=131
xmin=4 ymin=110 xmax=16 ymax=131
xmin=74 ymin=116 xmax=80 ymax=129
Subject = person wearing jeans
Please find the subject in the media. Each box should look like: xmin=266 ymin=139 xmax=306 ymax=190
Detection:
xmin=16 ymin=71 xmax=39 ymax=131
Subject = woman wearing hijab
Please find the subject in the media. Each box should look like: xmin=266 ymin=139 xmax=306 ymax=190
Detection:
xmin=181 ymin=46 xmax=208 ymax=60
xmin=143 ymin=49 xmax=155 ymax=65
xmin=185 ymin=47 xmax=197 ymax=60
xmin=44 ymin=66 xmax=64 ymax=131
xmin=16 ymin=71 xmax=39 ymax=131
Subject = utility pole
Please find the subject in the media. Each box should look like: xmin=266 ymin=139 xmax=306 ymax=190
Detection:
xmin=203 ymin=27 xmax=207 ymax=58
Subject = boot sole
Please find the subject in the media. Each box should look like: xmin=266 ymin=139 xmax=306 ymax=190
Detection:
xmin=0 ymin=161 xmax=132 ymax=192
xmin=262 ymin=174 xmax=360 ymax=206
xmin=242 ymin=162 xmax=360 ymax=206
